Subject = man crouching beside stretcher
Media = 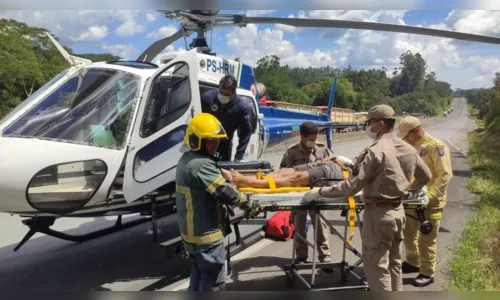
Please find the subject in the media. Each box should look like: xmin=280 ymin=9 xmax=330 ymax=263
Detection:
xmin=228 ymin=157 xmax=350 ymax=189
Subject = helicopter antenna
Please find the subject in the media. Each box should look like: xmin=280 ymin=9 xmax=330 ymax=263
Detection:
xmin=210 ymin=29 xmax=213 ymax=50
xmin=45 ymin=32 xmax=92 ymax=66
xmin=181 ymin=25 xmax=188 ymax=50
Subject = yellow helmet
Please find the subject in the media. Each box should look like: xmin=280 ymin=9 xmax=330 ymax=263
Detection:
xmin=184 ymin=113 xmax=228 ymax=151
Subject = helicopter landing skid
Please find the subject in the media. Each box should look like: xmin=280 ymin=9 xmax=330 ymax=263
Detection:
xmin=13 ymin=215 xmax=151 ymax=252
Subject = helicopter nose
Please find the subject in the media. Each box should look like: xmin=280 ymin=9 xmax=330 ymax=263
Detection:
xmin=0 ymin=139 xmax=37 ymax=213
xmin=0 ymin=137 xmax=113 ymax=214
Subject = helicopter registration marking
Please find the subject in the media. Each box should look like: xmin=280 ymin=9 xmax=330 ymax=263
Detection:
xmin=206 ymin=59 xmax=235 ymax=75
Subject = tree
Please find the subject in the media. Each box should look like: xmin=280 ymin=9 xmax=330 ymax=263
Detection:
xmin=391 ymin=50 xmax=427 ymax=95
xmin=0 ymin=18 xmax=121 ymax=115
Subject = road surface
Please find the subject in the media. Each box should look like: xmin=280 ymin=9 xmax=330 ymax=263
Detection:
xmin=0 ymin=98 xmax=476 ymax=291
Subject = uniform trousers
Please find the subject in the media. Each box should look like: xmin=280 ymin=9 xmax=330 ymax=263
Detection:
xmin=361 ymin=203 xmax=406 ymax=291
xmin=294 ymin=210 xmax=332 ymax=262
xmin=403 ymin=208 xmax=443 ymax=277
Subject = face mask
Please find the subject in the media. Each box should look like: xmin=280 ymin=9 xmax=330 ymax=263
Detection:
xmin=218 ymin=93 xmax=231 ymax=104
xmin=365 ymin=124 xmax=378 ymax=140
xmin=306 ymin=140 xmax=317 ymax=148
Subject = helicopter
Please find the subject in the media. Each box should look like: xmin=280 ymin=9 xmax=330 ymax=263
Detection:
xmin=1 ymin=10 xmax=499 ymax=252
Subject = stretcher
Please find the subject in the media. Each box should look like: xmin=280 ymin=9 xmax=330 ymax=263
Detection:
xmin=221 ymin=159 xmax=431 ymax=291
xmin=224 ymin=160 xmax=430 ymax=291
xmin=247 ymin=188 xmax=428 ymax=291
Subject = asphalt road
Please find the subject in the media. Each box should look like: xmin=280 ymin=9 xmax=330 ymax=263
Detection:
xmin=0 ymin=98 xmax=476 ymax=291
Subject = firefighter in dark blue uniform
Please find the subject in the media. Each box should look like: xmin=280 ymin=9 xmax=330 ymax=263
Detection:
xmin=201 ymin=75 xmax=253 ymax=162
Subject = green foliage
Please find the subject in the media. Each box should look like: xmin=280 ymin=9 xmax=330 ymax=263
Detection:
xmin=448 ymin=112 xmax=500 ymax=291
xmin=464 ymin=72 xmax=500 ymax=135
xmin=255 ymin=49 xmax=453 ymax=116
xmin=0 ymin=18 xmax=120 ymax=116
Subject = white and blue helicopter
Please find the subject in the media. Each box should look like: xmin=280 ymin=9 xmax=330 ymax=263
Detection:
xmin=0 ymin=10 xmax=499 ymax=251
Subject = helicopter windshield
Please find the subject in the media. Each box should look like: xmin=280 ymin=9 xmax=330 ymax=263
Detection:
xmin=2 ymin=67 xmax=141 ymax=149
xmin=0 ymin=69 xmax=70 ymax=128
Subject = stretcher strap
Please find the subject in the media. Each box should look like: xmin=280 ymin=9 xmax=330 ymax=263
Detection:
xmin=238 ymin=186 xmax=315 ymax=194
xmin=262 ymin=175 xmax=276 ymax=191
xmin=343 ymin=169 xmax=355 ymax=245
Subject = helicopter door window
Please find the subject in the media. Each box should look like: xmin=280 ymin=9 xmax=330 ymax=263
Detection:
xmin=140 ymin=62 xmax=191 ymax=138
xmin=239 ymin=95 xmax=258 ymax=133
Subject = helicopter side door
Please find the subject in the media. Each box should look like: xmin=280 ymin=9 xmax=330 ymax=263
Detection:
xmin=232 ymin=89 xmax=262 ymax=161
xmin=123 ymin=49 xmax=202 ymax=203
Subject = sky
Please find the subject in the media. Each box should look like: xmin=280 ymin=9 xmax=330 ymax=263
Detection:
xmin=0 ymin=10 xmax=499 ymax=90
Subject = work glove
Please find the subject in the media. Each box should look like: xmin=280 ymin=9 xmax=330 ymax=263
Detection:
xmin=240 ymin=198 xmax=262 ymax=219
xmin=302 ymin=189 xmax=321 ymax=204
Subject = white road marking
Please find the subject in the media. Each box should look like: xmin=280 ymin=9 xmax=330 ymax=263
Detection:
xmin=445 ymin=99 xmax=471 ymax=160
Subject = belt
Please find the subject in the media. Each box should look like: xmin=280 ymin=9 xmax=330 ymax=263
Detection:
xmin=365 ymin=200 xmax=402 ymax=207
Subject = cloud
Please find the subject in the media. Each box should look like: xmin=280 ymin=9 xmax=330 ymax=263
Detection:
xmin=0 ymin=10 xmax=148 ymax=43
xmin=274 ymin=11 xmax=307 ymax=33
xmin=145 ymin=12 xmax=157 ymax=22
xmin=242 ymin=10 xmax=276 ymax=17
xmin=111 ymin=11 xmax=145 ymax=37
xmin=444 ymin=10 xmax=500 ymax=36
xmin=70 ymin=25 xmax=109 ymax=42
xmin=225 ymin=10 xmax=500 ymax=89
xmin=100 ymin=43 xmax=138 ymax=59
xmin=226 ymin=24 xmax=339 ymax=68
xmin=146 ymin=25 xmax=178 ymax=39
xmin=0 ymin=10 xmax=111 ymax=43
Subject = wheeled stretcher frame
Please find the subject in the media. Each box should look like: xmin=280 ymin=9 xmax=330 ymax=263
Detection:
xmin=247 ymin=177 xmax=430 ymax=291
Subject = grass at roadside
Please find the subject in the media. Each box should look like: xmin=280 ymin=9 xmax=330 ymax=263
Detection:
xmin=447 ymin=106 xmax=500 ymax=291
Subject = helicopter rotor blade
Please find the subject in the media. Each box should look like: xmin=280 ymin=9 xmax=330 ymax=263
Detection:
xmin=136 ymin=29 xmax=186 ymax=62
xmin=243 ymin=17 xmax=500 ymax=45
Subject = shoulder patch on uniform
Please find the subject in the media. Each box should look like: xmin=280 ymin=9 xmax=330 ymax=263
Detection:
xmin=315 ymin=149 xmax=324 ymax=161
xmin=352 ymin=165 xmax=359 ymax=176
xmin=357 ymin=150 xmax=368 ymax=164
xmin=419 ymin=146 xmax=428 ymax=157
xmin=437 ymin=145 xmax=445 ymax=157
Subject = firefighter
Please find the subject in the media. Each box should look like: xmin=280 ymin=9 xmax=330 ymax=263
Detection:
xmin=303 ymin=104 xmax=432 ymax=291
xmin=397 ymin=116 xmax=453 ymax=287
xmin=175 ymin=113 xmax=261 ymax=291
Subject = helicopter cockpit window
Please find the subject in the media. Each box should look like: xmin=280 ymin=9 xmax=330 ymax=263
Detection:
xmin=2 ymin=68 xmax=141 ymax=149
xmin=140 ymin=62 xmax=191 ymax=138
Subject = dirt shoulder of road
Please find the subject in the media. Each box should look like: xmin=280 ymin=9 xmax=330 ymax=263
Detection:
xmin=447 ymin=108 xmax=500 ymax=291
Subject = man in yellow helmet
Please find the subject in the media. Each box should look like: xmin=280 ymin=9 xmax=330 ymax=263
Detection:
xmin=175 ymin=113 xmax=261 ymax=291
xmin=397 ymin=116 xmax=453 ymax=287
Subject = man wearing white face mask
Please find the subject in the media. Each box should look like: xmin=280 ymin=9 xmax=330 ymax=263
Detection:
xmin=279 ymin=121 xmax=334 ymax=271
xmin=302 ymin=104 xmax=432 ymax=291
xmin=201 ymin=75 xmax=253 ymax=162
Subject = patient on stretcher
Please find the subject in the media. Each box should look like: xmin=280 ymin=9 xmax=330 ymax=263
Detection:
xmin=227 ymin=157 xmax=351 ymax=189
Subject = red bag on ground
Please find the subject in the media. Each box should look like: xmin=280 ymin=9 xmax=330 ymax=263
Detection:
xmin=263 ymin=211 xmax=295 ymax=241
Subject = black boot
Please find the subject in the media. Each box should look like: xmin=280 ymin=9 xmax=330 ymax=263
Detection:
xmin=402 ymin=261 xmax=419 ymax=274
xmin=412 ymin=274 xmax=434 ymax=287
